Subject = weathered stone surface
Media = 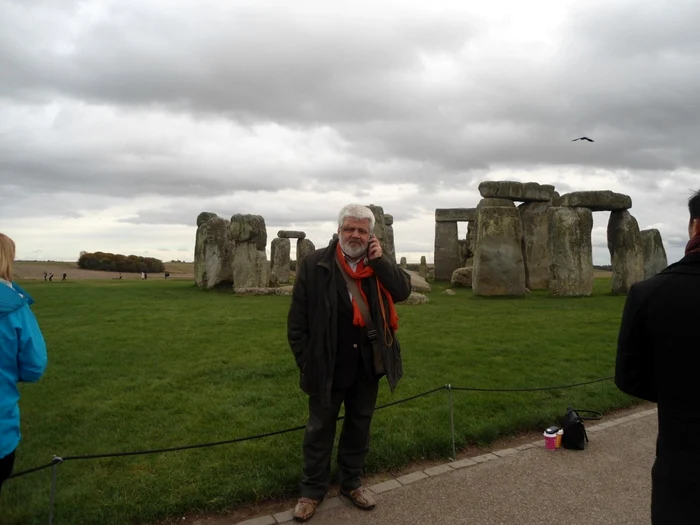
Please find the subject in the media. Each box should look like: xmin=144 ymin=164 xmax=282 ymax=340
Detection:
xmin=398 ymin=292 xmax=429 ymax=305
xmin=419 ymin=256 xmax=428 ymax=278
xmin=477 ymin=198 xmax=516 ymax=209
xmin=548 ymin=207 xmax=594 ymax=297
xmin=368 ymin=204 xmax=395 ymax=262
xmin=405 ymin=270 xmax=431 ymax=292
xmin=196 ymin=211 xmax=218 ymax=228
xmin=194 ymin=215 xmax=234 ymax=290
xmin=435 ymin=208 xmax=477 ymax=222
xmin=560 ymin=191 xmax=632 ymax=211
xmin=466 ymin=220 xmax=478 ymax=256
xmin=458 ymin=240 xmax=472 ymax=262
xmin=551 ymin=191 xmax=562 ymax=206
xmin=296 ymin=238 xmax=316 ymax=268
xmin=384 ymin=214 xmax=394 ymax=226
xmin=384 ymin=222 xmax=396 ymax=263
xmin=277 ymin=230 xmax=306 ymax=239
xmin=434 ymin=221 xmax=461 ymax=280
xmin=232 ymin=243 xmax=270 ymax=290
xmin=519 ymin=202 xmax=552 ymax=290
xmin=451 ymin=267 xmax=473 ymax=288
xmin=399 ymin=257 xmax=407 ymax=270
xmin=443 ymin=289 xmax=456 ymax=295
xmin=608 ymin=210 xmax=644 ymax=293
xmin=473 ymin=207 xmax=526 ymax=296
xmin=230 ymin=214 xmax=267 ymax=251
xmin=478 ymin=181 xmax=554 ymax=202
xmin=270 ymin=237 xmax=291 ymax=287
xmin=641 ymin=229 xmax=668 ymax=279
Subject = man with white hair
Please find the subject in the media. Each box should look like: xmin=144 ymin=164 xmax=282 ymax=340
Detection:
xmin=287 ymin=204 xmax=411 ymax=522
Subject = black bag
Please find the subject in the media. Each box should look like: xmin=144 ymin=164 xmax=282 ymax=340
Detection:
xmin=559 ymin=407 xmax=602 ymax=450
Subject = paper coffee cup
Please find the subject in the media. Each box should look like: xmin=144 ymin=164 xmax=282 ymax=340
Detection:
xmin=543 ymin=431 xmax=557 ymax=450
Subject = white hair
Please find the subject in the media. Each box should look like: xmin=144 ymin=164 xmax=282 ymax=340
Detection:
xmin=338 ymin=204 xmax=375 ymax=232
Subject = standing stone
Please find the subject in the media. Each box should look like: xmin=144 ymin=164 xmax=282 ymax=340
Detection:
xmin=477 ymin=198 xmax=516 ymax=209
xmin=466 ymin=220 xmax=478 ymax=256
xmin=367 ymin=205 xmax=392 ymax=261
xmin=419 ymin=256 xmax=428 ymax=278
xmin=270 ymin=237 xmax=291 ymax=287
xmin=194 ymin=215 xmax=234 ymax=290
xmin=230 ymin=214 xmax=267 ymax=251
xmin=641 ymin=229 xmax=668 ymax=279
xmin=232 ymin=243 xmax=269 ymax=290
xmin=296 ymin=238 xmax=316 ymax=268
xmin=399 ymin=257 xmax=407 ymax=270
xmin=473 ymin=207 xmax=526 ymax=296
xmin=519 ymin=202 xmax=551 ymax=290
xmin=434 ymin=221 xmax=461 ymax=281
xmin=197 ymin=212 xmax=218 ymax=227
xmin=548 ymin=207 xmax=594 ymax=297
xmin=383 ymin=214 xmax=396 ymax=263
xmin=230 ymin=214 xmax=269 ymax=290
xmin=608 ymin=211 xmax=645 ymax=294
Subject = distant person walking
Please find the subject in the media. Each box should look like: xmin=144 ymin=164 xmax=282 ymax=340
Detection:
xmin=141 ymin=272 xmax=145 ymax=280
xmin=42 ymin=271 xmax=47 ymax=282
xmin=61 ymin=273 xmax=66 ymax=282
xmin=48 ymin=273 xmax=53 ymax=282
xmin=616 ymin=189 xmax=700 ymax=524
xmin=0 ymin=233 xmax=48 ymax=495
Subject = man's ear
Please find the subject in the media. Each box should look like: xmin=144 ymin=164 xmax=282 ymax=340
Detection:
xmin=692 ymin=218 xmax=700 ymax=237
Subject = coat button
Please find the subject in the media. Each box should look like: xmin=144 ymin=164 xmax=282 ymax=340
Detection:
xmin=353 ymin=344 xmax=358 ymax=348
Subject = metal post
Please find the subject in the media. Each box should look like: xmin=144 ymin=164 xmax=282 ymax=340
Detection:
xmin=49 ymin=456 xmax=62 ymax=525
xmin=448 ymin=384 xmax=456 ymax=460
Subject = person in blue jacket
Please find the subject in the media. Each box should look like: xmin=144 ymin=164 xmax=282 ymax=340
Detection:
xmin=0 ymin=233 xmax=47 ymax=494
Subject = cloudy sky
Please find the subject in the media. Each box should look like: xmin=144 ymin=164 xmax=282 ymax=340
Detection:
xmin=2 ymin=0 xmax=698 ymax=265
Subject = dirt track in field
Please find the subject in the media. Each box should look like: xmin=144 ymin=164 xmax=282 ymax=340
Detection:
xmin=13 ymin=262 xmax=194 ymax=281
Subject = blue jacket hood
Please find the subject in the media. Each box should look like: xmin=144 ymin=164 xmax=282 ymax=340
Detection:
xmin=0 ymin=282 xmax=34 ymax=317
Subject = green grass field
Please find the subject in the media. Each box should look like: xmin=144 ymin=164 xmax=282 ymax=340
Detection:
xmin=2 ymin=278 xmax=638 ymax=524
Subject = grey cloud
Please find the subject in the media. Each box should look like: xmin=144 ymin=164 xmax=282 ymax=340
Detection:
xmin=0 ymin=3 xmax=473 ymax=124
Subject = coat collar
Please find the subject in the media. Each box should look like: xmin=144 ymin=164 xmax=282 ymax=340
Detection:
xmin=661 ymin=252 xmax=700 ymax=276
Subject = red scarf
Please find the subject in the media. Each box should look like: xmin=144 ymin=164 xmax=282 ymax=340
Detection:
xmin=685 ymin=234 xmax=700 ymax=256
xmin=335 ymin=243 xmax=399 ymax=333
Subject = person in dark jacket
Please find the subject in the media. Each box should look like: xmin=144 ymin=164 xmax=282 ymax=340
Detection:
xmin=0 ymin=233 xmax=48 ymax=495
xmin=287 ymin=204 xmax=411 ymax=522
xmin=615 ymin=189 xmax=700 ymax=525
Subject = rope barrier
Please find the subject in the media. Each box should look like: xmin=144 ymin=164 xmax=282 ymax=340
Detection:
xmin=7 ymin=375 xmax=613 ymax=480
xmin=450 ymin=376 xmax=613 ymax=392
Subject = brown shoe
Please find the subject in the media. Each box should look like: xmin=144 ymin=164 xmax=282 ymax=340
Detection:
xmin=340 ymin=486 xmax=376 ymax=510
xmin=293 ymin=497 xmax=320 ymax=522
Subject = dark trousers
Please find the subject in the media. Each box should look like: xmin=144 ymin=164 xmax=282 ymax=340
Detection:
xmin=651 ymin=456 xmax=699 ymax=524
xmin=300 ymin=366 xmax=379 ymax=500
xmin=0 ymin=450 xmax=16 ymax=495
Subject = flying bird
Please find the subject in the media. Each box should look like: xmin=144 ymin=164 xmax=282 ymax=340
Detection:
xmin=572 ymin=137 xmax=594 ymax=142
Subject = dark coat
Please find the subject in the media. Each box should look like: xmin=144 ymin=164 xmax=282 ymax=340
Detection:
xmin=287 ymin=239 xmax=412 ymax=406
xmin=615 ymin=252 xmax=700 ymax=522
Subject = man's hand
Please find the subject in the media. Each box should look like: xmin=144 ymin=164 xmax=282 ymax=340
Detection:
xmin=367 ymin=236 xmax=383 ymax=261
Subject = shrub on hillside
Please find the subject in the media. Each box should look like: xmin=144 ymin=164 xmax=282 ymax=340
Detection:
xmin=77 ymin=251 xmax=165 ymax=273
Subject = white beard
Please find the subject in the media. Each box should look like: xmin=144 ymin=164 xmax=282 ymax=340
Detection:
xmin=339 ymin=239 xmax=367 ymax=259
